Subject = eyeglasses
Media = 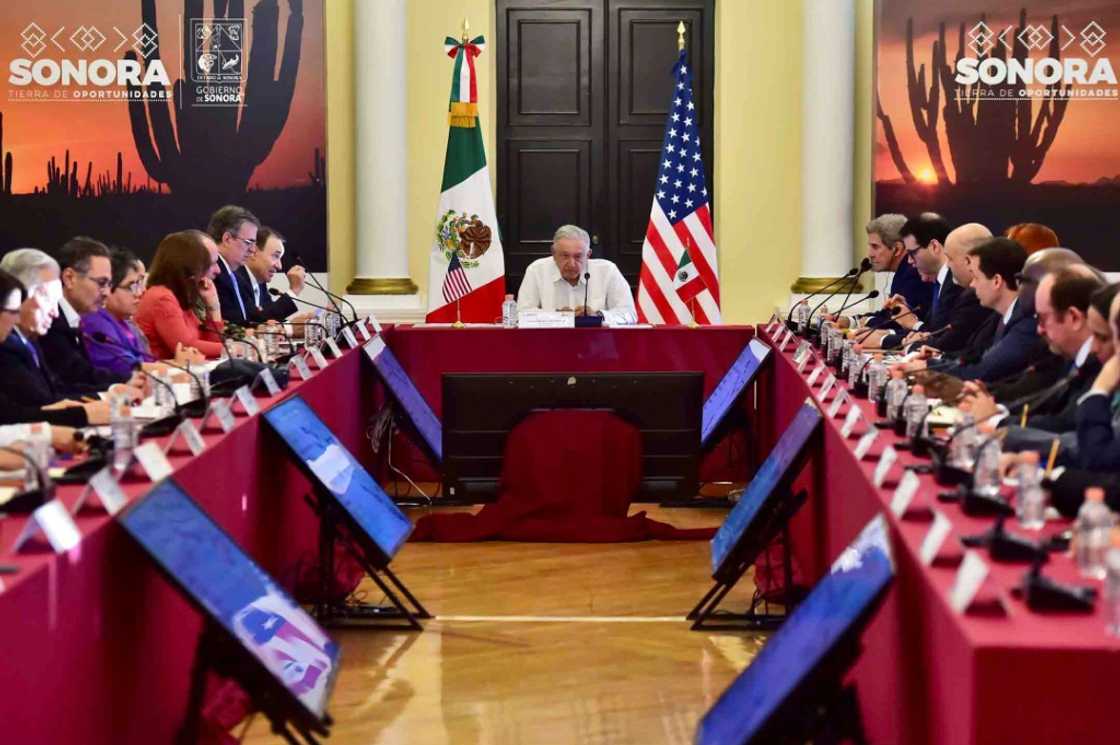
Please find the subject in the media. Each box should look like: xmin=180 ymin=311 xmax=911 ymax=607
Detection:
xmin=80 ymin=273 xmax=112 ymax=290
xmin=115 ymin=280 xmax=145 ymax=295
xmin=230 ymin=234 xmax=257 ymax=249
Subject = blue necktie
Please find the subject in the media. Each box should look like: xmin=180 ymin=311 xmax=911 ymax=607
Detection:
xmin=17 ymin=333 xmax=41 ymax=368
xmin=228 ymin=264 xmax=247 ymax=319
xmin=929 ymin=280 xmax=941 ymax=320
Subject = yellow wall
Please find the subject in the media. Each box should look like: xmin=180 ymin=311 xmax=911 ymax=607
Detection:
xmin=325 ymin=0 xmax=876 ymax=322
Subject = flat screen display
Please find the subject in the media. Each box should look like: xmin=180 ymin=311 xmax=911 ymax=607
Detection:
xmin=710 ymin=399 xmax=821 ymax=576
xmin=701 ymin=338 xmax=770 ymax=446
xmin=696 ymin=514 xmax=895 ymax=745
xmin=118 ymin=480 xmax=340 ymax=722
xmin=363 ymin=337 xmax=442 ymax=461
xmin=263 ymin=396 xmax=413 ymax=562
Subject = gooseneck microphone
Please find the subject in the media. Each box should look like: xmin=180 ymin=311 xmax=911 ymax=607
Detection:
xmin=0 ymin=444 xmax=54 ymax=513
xmin=583 ymin=271 xmax=591 ymax=317
xmin=787 ymin=265 xmax=860 ymax=330
xmin=275 ymin=289 xmax=357 ymax=333
xmin=87 ymin=332 xmax=209 ymax=418
xmin=826 ymin=257 xmax=874 ymax=325
xmin=854 ymin=305 xmax=923 ymax=343
xmin=834 ymin=289 xmax=880 ymax=316
xmin=292 ymin=255 xmax=357 ymax=322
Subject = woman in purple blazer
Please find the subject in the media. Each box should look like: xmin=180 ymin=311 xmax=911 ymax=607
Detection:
xmin=80 ymin=248 xmax=152 ymax=378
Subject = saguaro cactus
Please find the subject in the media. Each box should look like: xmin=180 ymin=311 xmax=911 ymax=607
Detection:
xmin=126 ymin=0 xmax=305 ymax=198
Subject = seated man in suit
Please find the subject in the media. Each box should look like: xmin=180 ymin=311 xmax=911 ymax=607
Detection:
xmin=208 ymin=204 xmax=261 ymax=326
xmin=0 ymin=257 xmax=110 ymax=426
xmin=881 ymin=214 xmax=967 ymax=348
xmin=961 ymin=266 xmax=1106 ymax=458
xmin=39 ymin=237 xmax=140 ymax=390
xmin=237 ymin=226 xmax=310 ymax=323
xmin=903 ymin=237 xmax=1037 ymax=383
xmin=516 ymin=224 xmax=637 ymax=325
xmin=1074 ymin=283 xmax=1120 ymax=470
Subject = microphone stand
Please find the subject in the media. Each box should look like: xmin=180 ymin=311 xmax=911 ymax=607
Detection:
xmin=294 ymin=255 xmax=358 ymax=322
xmin=86 ymin=332 xmax=209 ymax=418
xmin=0 ymin=444 xmax=54 ymax=514
xmin=824 ymin=260 xmax=872 ymax=328
xmin=854 ymin=305 xmax=923 ymax=344
xmin=786 ymin=266 xmax=858 ymax=331
xmin=574 ymin=271 xmax=603 ymax=328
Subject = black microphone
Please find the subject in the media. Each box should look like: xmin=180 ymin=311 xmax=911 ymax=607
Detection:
xmin=88 ymin=332 xmax=209 ymax=418
xmin=222 ymin=334 xmax=263 ymax=363
xmin=826 ymin=257 xmax=873 ymax=325
xmin=0 ymin=444 xmax=53 ymax=513
xmin=583 ymin=271 xmax=591 ymax=317
xmin=834 ymin=289 xmax=880 ymax=316
xmin=854 ymin=305 xmax=923 ymax=343
xmin=1004 ymin=370 xmax=1079 ymax=418
xmin=276 ymin=290 xmax=356 ymax=332
xmin=249 ymin=327 xmax=297 ymax=362
xmin=787 ymin=265 xmax=859 ymax=330
xmin=137 ymin=372 xmax=186 ymax=438
xmin=292 ymin=255 xmax=357 ymax=322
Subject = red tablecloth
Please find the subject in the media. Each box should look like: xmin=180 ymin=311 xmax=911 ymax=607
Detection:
xmin=412 ymin=410 xmax=715 ymax=542
xmin=758 ymin=325 xmax=1120 ymax=745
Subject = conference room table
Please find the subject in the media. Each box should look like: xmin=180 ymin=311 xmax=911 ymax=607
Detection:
xmin=0 ymin=322 xmax=1113 ymax=744
xmin=757 ymin=323 xmax=1120 ymax=745
xmin=0 ymin=324 xmax=757 ymax=744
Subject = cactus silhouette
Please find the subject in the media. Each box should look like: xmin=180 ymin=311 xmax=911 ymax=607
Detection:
xmin=308 ymin=146 xmax=324 ymax=187
xmin=126 ymin=0 xmax=305 ymax=198
xmin=0 ymin=112 xmax=10 ymax=196
xmin=879 ymin=8 xmax=1070 ymax=185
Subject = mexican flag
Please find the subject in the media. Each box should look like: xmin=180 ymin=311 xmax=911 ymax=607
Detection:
xmin=673 ymin=245 xmax=706 ymax=305
xmin=425 ymin=34 xmax=506 ymax=323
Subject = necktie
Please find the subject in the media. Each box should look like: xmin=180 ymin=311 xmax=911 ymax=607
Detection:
xmin=253 ymin=281 xmax=260 ymax=308
xmin=18 ymin=334 xmax=41 ymax=368
xmin=930 ymin=280 xmax=941 ymax=320
xmin=229 ymin=266 xmax=247 ymax=319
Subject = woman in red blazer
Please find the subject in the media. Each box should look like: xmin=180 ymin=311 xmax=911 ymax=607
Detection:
xmin=135 ymin=230 xmax=227 ymax=359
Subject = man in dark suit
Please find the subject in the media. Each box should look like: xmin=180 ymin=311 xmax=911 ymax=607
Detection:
xmin=38 ymin=237 xmax=132 ymax=389
xmin=208 ymin=204 xmax=261 ymax=326
xmin=907 ymin=237 xmax=1036 ymax=383
xmin=237 ymin=226 xmax=308 ymax=323
xmin=1073 ymin=283 xmax=1120 ymax=470
xmin=0 ymin=252 xmax=110 ymax=426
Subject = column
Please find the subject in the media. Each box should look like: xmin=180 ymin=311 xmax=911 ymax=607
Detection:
xmin=790 ymin=0 xmax=856 ymax=297
xmin=348 ymin=0 xmax=419 ymax=301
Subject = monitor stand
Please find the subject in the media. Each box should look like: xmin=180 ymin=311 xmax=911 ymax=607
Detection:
xmin=306 ymin=490 xmax=431 ymax=630
xmin=687 ymin=509 xmax=804 ymax=632
xmin=176 ymin=622 xmax=329 ymax=745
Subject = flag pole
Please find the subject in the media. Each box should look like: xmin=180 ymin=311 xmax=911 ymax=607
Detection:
xmin=454 ymin=298 xmax=464 ymax=328
xmin=677 ymin=20 xmax=686 ymax=51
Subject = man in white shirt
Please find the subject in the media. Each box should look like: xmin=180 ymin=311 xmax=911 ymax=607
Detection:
xmin=516 ymin=224 xmax=637 ymax=326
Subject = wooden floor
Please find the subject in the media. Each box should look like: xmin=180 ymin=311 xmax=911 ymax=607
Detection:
xmin=244 ymin=505 xmax=766 ymax=745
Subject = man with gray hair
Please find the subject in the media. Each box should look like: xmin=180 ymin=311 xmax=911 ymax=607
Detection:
xmin=516 ymin=224 xmax=637 ymax=325
xmin=0 ymin=248 xmax=62 ymax=338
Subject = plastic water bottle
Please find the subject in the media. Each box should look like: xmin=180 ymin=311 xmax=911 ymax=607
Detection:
xmin=847 ymin=344 xmax=866 ymax=388
xmin=502 ymin=294 xmax=518 ymax=328
xmin=23 ymin=430 xmax=52 ymax=491
xmin=110 ymin=392 xmax=137 ymax=474
xmin=903 ymin=384 xmax=928 ymax=439
xmin=1105 ymin=528 xmax=1120 ymax=636
xmin=1075 ymin=487 xmax=1115 ymax=580
xmin=867 ymin=355 xmax=887 ymax=403
xmin=947 ymin=413 xmax=978 ymax=469
xmin=885 ymin=370 xmax=907 ymax=421
xmin=972 ymin=437 xmax=1003 ymax=498
xmin=151 ymin=370 xmax=175 ymax=416
xmin=794 ymin=300 xmax=810 ymax=333
xmin=1015 ymin=451 xmax=1047 ymax=530
xmin=838 ymin=338 xmax=853 ymax=378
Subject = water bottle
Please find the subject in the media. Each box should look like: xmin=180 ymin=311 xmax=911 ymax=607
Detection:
xmin=1015 ymin=451 xmax=1047 ymax=530
xmin=847 ymin=344 xmax=865 ymax=388
xmin=867 ymin=355 xmax=887 ymax=403
xmin=885 ymin=370 xmax=908 ymax=421
xmin=1075 ymin=487 xmax=1115 ymax=580
xmin=23 ymin=430 xmax=52 ymax=491
xmin=812 ymin=304 xmax=828 ymax=334
xmin=502 ymin=294 xmax=518 ymax=328
xmin=972 ymin=437 xmax=1003 ymax=498
xmin=189 ymin=363 xmax=210 ymax=401
xmin=827 ymin=326 xmax=842 ymax=366
xmin=794 ymin=300 xmax=810 ymax=333
xmin=1105 ymin=529 xmax=1120 ymax=636
xmin=903 ymin=384 xmax=928 ymax=439
xmin=110 ymin=392 xmax=137 ymax=474
xmin=151 ymin=370 xmax=175 ymax=416
xmin=947 ymin=414 xmax=978 ymax=469
xmin=838 ymin=338 xmax=852 ymax=378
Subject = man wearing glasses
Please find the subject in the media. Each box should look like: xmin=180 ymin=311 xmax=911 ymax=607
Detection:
xmin=39 ymin=236 xmax=137 ymax=388
xmin=208 ymin=204 xmax=261 ymax=326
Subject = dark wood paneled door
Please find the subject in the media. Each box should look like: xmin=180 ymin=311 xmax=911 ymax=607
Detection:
xmin=496 ymin=0 xmax=714 ymax=294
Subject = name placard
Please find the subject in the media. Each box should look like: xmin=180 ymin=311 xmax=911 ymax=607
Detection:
xmin=325 ymin=337 xmax=344 ymax=358
xmin=518 ymin=309 xmax=575 ymax=329
xmin=134 ymin=441 xmax=174 ymax=483
xmin=853 ymin=429 xmax=879 ymax=460
xmin=819 ymin=374 xmax=837 ymax=401
xmin=827 ymin=389 xmax=847 ymax=419
xmin=873 ymin=445 xmax=898 ymax=488
xmin=12 ymin=499 xmax=82 ymax=554
xmin=948 ymin=550 xmax=990 ymax=614
xmin=233 ymin=386 xmax=260 ymax=417
xmin=341 ymin=326 xmax=359 ymax=349
xmin=290 ymin=355 xmax=313 ymax=381
xmin=257 ymin=367 xmax=281 ymax=397
xmin=806 ymin=365 xmax=824 ymax=387
xmin=920 ymin=510 xmax=953 ymax=566
xmin=308 ymin=346 xmax=329 ymax=370
xmin=840 ymin=406 xmax=862 ymax=438
xmin=889 ymin=470 xmax=922 ymax=518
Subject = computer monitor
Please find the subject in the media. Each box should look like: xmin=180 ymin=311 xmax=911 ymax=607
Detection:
xmin=442 ymin=371 xmax=703 ymax=502
xmin=363 ymin=336 xmax=442 ymax=462
xmin=263 ymin=395 xmax=413 ymax=566
xmin=701 ymin=338 xmax=770 ymax=447
xmin=696 ymin=514 xmax=895 ymax=745
xmin=118 ymin=480 xmax=340 ymax=733
xmin=710 ymin=399 xmax=821 ymax=581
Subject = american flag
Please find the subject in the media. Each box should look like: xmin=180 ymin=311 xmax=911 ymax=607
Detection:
xmin=441 ymin=252 xmax=473 ymax=304
xmin=636 ymin=50 xmax=720 ymax=325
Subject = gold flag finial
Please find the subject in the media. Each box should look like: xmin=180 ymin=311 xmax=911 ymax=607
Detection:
xmin=462 ymin=17 xmax=470 ymax=43
xmin=677 ymin=21 xmax=686 ymax=51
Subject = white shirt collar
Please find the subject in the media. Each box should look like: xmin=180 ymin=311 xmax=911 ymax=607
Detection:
xmin=1075 ymin=336 xmax=1093 ymax=368
xmin=936 ymin=262 xmax=950 ymax=286
xmin=1002 ymin=296 xmax=1017 ymax=325
xmin=59 ymin=296 xmax=81 ymax=329
xmin=217 ymin=253 xmax=237 ymax=274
